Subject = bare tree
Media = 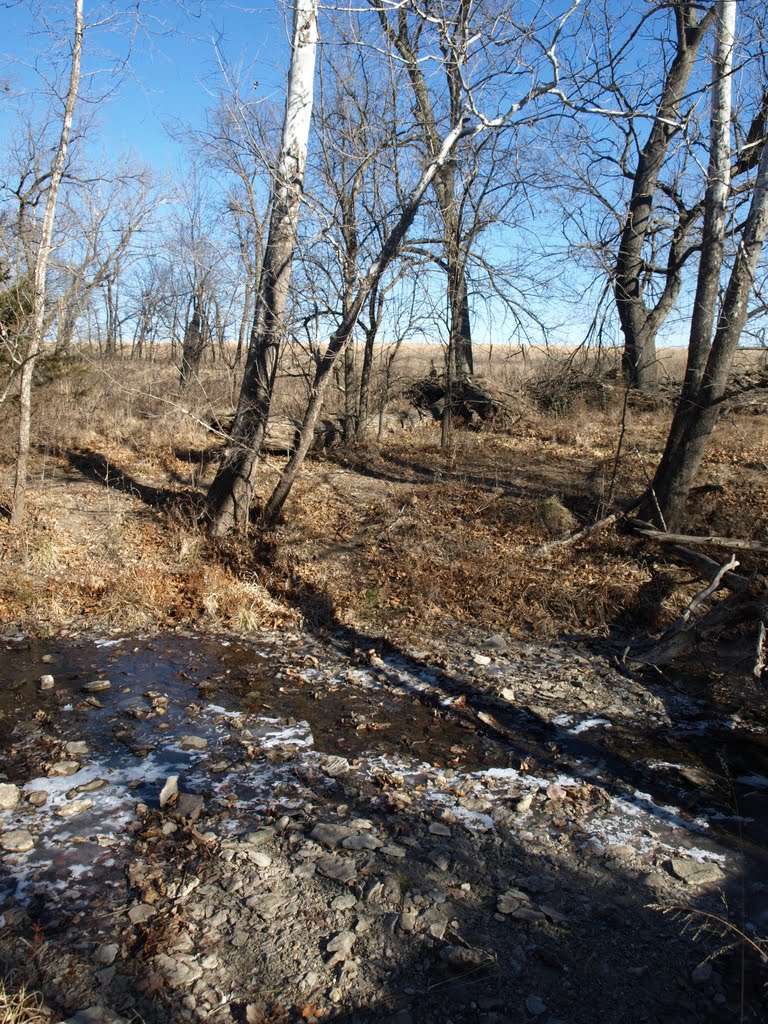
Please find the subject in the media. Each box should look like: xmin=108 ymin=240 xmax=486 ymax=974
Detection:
xmin=643 ymin=0 xmax=768 ymax=529
xmin=12 ymin=0 xmax=84 ymax=523
xmin=207 ymin=0 xmax=320 ymax=536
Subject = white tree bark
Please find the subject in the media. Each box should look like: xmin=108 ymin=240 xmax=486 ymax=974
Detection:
xmin=207 ymin=0 xmax=319 ymax=536
xmin=12 ymin=0 xmax=84 ymax=523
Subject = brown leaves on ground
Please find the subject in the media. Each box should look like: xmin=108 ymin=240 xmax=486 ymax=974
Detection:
xmin=0 ymin=354 xmax=765 ymax=643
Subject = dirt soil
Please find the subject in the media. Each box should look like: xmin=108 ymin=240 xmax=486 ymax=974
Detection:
xmin=0 ymin=363 xmax=767 ymax=1022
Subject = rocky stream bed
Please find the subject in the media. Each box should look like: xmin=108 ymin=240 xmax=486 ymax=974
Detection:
xmin=0 ymin=627 xmax=766 ymax=1023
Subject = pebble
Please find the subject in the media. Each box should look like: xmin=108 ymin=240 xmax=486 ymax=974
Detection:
xmin=692 ymin=963 xmax=713 ymax=984
xmin=331 ymin=894 xmax=357 ymax=911
xmin=326 ymin=930 xmax=356 ymax=964
xmin=342 ymin=833 xmax=382 ymax=851
xmin=26 ymin=789 xmax=48 ymax=807
xmin=174 ymin=793 xmax=204 ymax=822
xmin=94 ymin=943 xmax=119 ymax=965
xmin=65 ymin=741 xmax=90 ymax=756
xmin=0 ymin=783 xmax=20 ymax=810
xmin=56 ymin=798 xmax=94 ymax=818
xmin=0 ymin=828 xmax=35 ymax=853
xmin=128 ymin=904 xmax=157 ymax=924
xmin=473 ymin=654 xmax=492 ymax=666
xmin=38 ymin=674 xmax=55 ymax=690
xmin=83 ymin=679 xmax=112 ymax=693
xmin=49 ymin=761 xmax=80 ymax=777
xmin=179 ymin=735 xmax=208 ymax=751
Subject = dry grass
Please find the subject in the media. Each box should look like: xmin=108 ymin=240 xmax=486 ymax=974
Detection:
xmin=0 ymin=975 xmax=48 ymax=1024
xmin=0 ymin=344 xmax=765 ymax=641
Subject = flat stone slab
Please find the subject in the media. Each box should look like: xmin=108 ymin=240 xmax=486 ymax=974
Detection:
xmin=668 ymin=857 xmax=725 ymax=886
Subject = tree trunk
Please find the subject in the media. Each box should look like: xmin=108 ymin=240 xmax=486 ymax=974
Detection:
xmin=180 ymin=293 xmax=206 ymax=385
xmin=12 ymin=0 xmax=83 ymax=524
xmin=207 ymin=0 xmax=319 ymax=537
xmin=645 ymin=2 xmax=768 ymax=529
xmin=615 ymin=2 xmax=716 ymax=395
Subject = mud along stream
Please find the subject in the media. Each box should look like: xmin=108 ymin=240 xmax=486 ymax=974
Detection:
xmin=0 ymin=628 xmax=766 ymax=1023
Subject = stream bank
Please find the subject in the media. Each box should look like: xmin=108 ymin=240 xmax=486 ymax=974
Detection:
xmin=0 ymin=627 xmax=766 ymax=1023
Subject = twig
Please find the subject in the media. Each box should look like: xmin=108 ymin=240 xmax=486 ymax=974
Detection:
xmin=631 ymin=445 xmax=666 ymax=530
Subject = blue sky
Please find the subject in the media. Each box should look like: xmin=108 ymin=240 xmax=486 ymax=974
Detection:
xmin=1 ymin=1 xmax=291 ymax=170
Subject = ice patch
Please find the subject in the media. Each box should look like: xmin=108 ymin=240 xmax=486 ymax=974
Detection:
xmin=93 ymin=638 xmax=127 ymax=648
xmin=569 ymin=718 xmax=612 ymax=735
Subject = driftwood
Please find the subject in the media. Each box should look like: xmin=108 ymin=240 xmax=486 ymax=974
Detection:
xmin=629 ymin=520 xmax=768 ymax=554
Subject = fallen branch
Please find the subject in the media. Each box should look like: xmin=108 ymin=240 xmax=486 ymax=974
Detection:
xmin=670 ymin=544 xmax=750 ymax=593
xmin=676 ymin=555 xmax=739 ymax=626
xmin=629 ymin=521 xmax=768 ymax=553
xmin=533 ymin=496 xmax=642 ymax=558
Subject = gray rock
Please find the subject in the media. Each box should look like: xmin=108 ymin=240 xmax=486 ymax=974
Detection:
xmin=155 ymin=953 xmax=203 ymax=989
xmin=380 ymin=844 xmax=406 ymax=860
xmin=311 ymin=822 xmax=358 ymax=849
xmin=428 ymin=851 xmax=450 ymax=872
xmin=668 ymin=857 xmax=725 ymax=886
xmin=481 ymin=633 xmax=509 ymax=651
xmin=174 ymin=793 xmax=204 ymax=822
xmin=0 ymin=783 xmax=20 ymax=810
xmin=0 ymin=829 xmax=35 ymax=853
xmin=331 ymin=894 xmax=357 ymax=911
xmin=342 ymin=833 xmax=382 ymax=851
xmin=326 ymin=930 xmax=356 ymax=964
xmin=65 ymin=741 xmax=90 ymax=756
xmin=317 ymin=855 xmax=357 ymax=884
xmin=428 ymin=822 xmax=452 ymax=836
xmin=692 ymin=963 xmax=713 ymax=984
xmin=128 ymin=903 xmax=157 ymax=924
xmin=94 ymin=943 xmax=119 ymax=966
xmin=245 ymin=828 xmax=275 ymax=847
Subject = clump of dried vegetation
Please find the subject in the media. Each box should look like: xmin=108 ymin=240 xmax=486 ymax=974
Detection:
xmin=0 ymin=973 xmax=48 ymax=1024
xmin=0 ymin=344 xmax=765 ymax=645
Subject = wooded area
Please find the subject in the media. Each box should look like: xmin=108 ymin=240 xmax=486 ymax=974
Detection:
xmin=1 ymin=5 xmax=767 ymax=1019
